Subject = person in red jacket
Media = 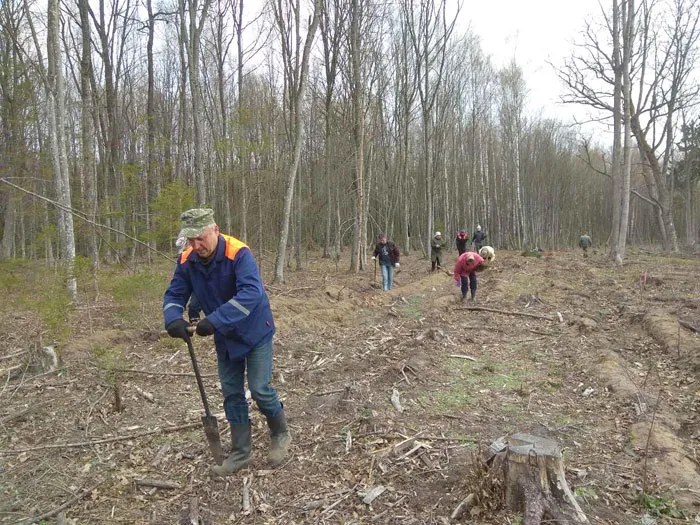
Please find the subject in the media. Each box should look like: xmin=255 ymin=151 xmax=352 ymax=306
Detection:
xmin=454 ymin=251 xmax=485 ymax=302
xmin=455 ymin=230 xmax=469 ymax=255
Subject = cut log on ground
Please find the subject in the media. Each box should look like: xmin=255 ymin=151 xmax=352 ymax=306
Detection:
xmin=487 ymin=433 xmax=588 ymax=525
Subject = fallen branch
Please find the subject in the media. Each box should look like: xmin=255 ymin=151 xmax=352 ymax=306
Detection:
xmin=0 ymin=421 xmax=201 ymax=455
xmin=107 ymin=367 xmax=217 ymax=378
xmin=0 ymin=350 xmax=27 ymax=361
xmin=14 ymin=481 xmax=104 ymax=525
xmin=320 ymin=485 xmax=357 ymax=516
xmin=463 ymin=306 xmax=555 ymax=321
xmin=313 ymin=388 xmax=346 ymax=396
xmin=448 ymin=354 xmax=476 ymax=361
xmin=135 ymin=478 xmax=181 ymax=490
xmin=0 ymin=364 xmax=22 ymax=376
xmin=679 ymin=320 xmax=700 ymax=334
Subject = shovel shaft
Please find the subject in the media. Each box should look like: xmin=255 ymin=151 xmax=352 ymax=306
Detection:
xmin=185 ymin=335 xmax=213 ymax=418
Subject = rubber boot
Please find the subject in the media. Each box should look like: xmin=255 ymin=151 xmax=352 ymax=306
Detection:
xmin=210 ymin=422 xmax=252 ymax=477
xmin=266 ymin=409 xmax=291 ymax=467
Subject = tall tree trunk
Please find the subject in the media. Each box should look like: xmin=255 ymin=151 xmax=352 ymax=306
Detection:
xmin=79 ymin=0 xmax=98 ymax=266
xmin=235 ymin=0 xmax=247 ymax=241
xmin=609 ymin=0 xmax=624 ymax=261
xmin=146 ymin=0 xmax=157 ymax=257
xmin=0 ymin=196 xmax=14 ymax=260
xmin=187 ymin=0 xmax=211 ymax=205
xmin=350 ymin=0 xmax=365 ymax=273
xmin=47 ymin=0 xmax=76 ymax=299
xmin=615 ymin=0 xmax=634 ymax=263
xmin=273 ymin=0 xmax=321 ymax=283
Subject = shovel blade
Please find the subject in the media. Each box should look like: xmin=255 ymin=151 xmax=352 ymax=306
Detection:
xmin=202 ymin=415 xmax=225 ymax=465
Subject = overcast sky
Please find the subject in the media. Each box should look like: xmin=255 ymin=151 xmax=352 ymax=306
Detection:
xmin=459 ymin=0 xmax=604 ymax=133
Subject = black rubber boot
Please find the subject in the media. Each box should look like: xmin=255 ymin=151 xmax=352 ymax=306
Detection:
xmin=210 ymin=422 xmax=252 ymax=477
xmin=266 ymin=409 xmax=291 ymax=467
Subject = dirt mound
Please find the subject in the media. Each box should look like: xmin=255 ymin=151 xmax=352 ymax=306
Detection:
xmin=270 ymin=283 xmax=379 ymax=330
xmin=631 ymin=421 xmax=700 ymax=510
xmin=595 ymin=350 xmax=644 ymax=398
xmin=60 ymin=329 xmax=145 ymax=361
xmin=643 ymin=309 xmax=700 ymax=371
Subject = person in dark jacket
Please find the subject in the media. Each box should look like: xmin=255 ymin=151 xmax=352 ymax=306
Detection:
xmin=455 ymin=230 xmax=469 ymax=255
xmin=372 ymin=233 xmax=400 ymax=291
xmin=163 ymin=209 xmax=290 ymax=476
xmin=472 ymin=224 xmax=487 ymax=251
xmin=431 ymin=231 xmax=444 ymax=271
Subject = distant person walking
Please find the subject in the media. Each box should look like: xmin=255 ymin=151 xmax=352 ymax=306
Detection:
xmin=372 ymin=234 xmax=401 ymax=291
xmin=455 ymin=230 xmax=469 ymax=255
xmin=431 ymin=231 xmax=445 ymax=271
xmin=579 ymin=233 xmax=592 ymax=258
xmin=472 ymin=225 xmax=487 ymax=251
xmin=454 ymin=251 xmax=485 ymax=302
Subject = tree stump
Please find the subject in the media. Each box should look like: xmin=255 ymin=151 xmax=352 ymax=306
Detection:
xmin=488 ymin=433 xmax=588 ymax=525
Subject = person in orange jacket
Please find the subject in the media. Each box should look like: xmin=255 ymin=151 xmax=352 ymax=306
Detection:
xmin=454 ymin=251 xmax=485 ymax=302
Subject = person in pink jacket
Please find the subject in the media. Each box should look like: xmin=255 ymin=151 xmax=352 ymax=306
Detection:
xmin=454 ymin=251 xmax=485 ymax=302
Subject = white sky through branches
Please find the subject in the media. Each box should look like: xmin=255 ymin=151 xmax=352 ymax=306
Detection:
xmin=460 ymin=0 xmax=602 ymax=131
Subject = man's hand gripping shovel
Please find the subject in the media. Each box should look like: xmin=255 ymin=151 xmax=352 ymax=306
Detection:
xmin=184 ymin=328 xmax=225 ymax=465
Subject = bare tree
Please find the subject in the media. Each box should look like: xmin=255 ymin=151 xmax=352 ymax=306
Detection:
xmin=319 ymin=0 xmax=345 ymax=259
xmin=77 ymin=0 xmax=98 ymax=266
xmin=24 ymin=0 xmax=77 ymax=297
xmin=179 ymin=0 xmax=212 ymax=205
xmin=349 ymin=0 xmax=365 ymax=272
xmin=402 ymin=0 xmax=460 ymax=257
xmin=272 ymin=0 xmax=321 ymax=283
xmin=560 ymin=0 xmax=700 ymax=255
xmin=498 ymin=60 xmax=527 ymax=248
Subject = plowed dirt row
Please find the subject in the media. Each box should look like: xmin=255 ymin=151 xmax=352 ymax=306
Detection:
xmin=1 ymin=249 xmax=698 ymax=524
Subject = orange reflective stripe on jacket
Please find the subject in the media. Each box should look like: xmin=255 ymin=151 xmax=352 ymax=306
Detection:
xmin=222 ymin=234 xmax=248 ymax=261
xmin=180 ymin=247 xmax=193 ymax=264
xmin=178 ymin=235 xmax=247 ymax=264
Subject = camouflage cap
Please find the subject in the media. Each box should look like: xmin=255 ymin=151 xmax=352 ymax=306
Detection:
xmin=179 ymin=208 xmax=216 ymax=238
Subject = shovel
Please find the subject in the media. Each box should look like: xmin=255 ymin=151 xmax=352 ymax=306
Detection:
xmin=184 ymin=332 xmax=225 ymax=465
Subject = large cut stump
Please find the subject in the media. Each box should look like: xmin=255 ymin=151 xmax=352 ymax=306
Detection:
xmin=488 ymin=433 xmax=588 ymax=525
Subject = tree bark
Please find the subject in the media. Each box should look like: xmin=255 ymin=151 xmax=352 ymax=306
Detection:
xmin=79 ymin=0 xmax=98 ymax=266
xmin=273 ymin=0 xmax=321 ymax=283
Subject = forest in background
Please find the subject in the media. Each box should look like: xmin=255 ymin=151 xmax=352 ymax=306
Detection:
xmin=0 ymin=0 xmax=698 ymax=287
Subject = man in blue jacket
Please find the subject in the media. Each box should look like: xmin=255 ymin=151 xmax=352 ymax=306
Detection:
xmin=163 ymin=208 xmax=290 ymax=476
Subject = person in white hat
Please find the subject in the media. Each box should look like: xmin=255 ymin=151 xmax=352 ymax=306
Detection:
xmin=431 ymin=231 xmax=444 ymax=271
xmin=472 ymin=224 xmax=487 ymax=251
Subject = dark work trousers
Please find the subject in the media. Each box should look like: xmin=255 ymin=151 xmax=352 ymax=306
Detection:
xmin=460 ymin=274 xmax=477 ymax=299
